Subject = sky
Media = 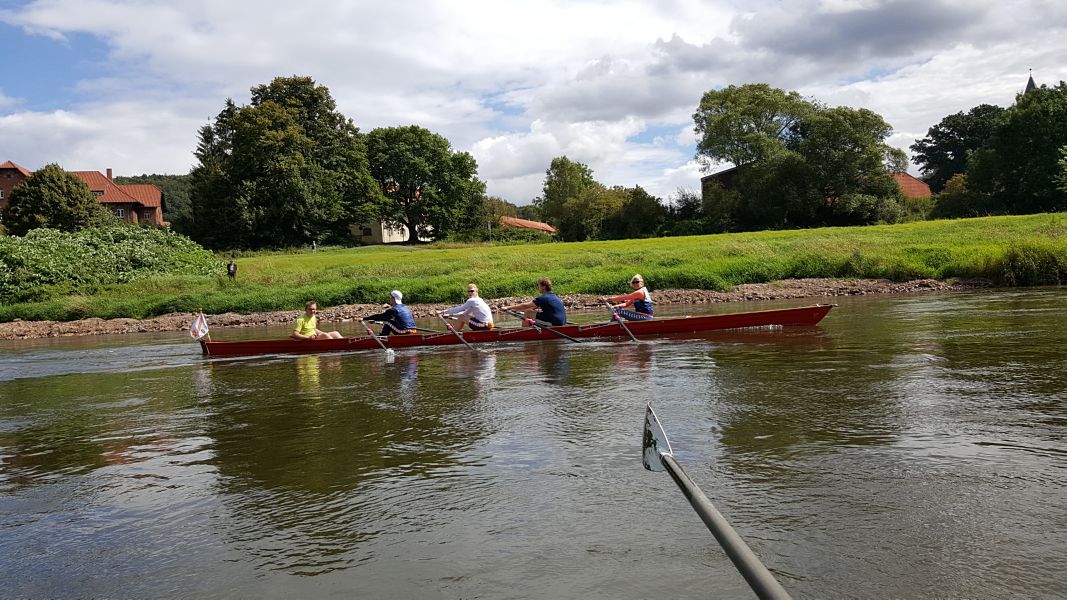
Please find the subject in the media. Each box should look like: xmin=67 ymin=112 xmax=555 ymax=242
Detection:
xmin=1 ymin=0 xmax=1065 ymax=205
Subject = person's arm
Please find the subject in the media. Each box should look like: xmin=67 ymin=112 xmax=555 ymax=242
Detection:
xmin=606 ymin=290 xmax=643 ymax=308
xmin=362 ymin=307 xmax=395 ymax=322
xmin=441 ymin=299 xmax=473 ymax=316
xmin=502 ymin=300 xmax=536 ymax=312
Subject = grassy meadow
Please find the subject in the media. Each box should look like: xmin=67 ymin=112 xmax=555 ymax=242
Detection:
xmin=4 ymin=213 xmax=1067 ymax=322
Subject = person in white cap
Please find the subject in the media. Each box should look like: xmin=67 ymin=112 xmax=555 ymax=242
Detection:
xmin=361 ymin=290 xmax=418 ymax=335
xmin=439 ymin=283 xmax=494 ymax=330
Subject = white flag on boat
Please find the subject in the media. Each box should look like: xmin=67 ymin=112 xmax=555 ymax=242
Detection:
xmin=189 ymin=313 xmax=209 ymax=340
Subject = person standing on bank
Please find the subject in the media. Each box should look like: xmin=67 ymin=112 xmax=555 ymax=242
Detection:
xmin=503 ymin=277 xmax=567 ymax=326
xmin=439 ymin=284 xmax=495 ymax=330
xmin=604 ymin=274 xmax=654 ymax=321
xmin=362 ymin=290 xmax=418 ymax=335
xmin=227 ymin=257 xmax=237 ymax=280
xmin=291 ymin=300 xmax=343 ymax=340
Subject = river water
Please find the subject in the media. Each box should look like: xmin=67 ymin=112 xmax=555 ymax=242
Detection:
xmin=1 ymin=290 xmax=1065 ymax=599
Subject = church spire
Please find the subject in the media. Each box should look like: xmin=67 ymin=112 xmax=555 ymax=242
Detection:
xmin=1025 ymin=69 xmax=1037 ymax=94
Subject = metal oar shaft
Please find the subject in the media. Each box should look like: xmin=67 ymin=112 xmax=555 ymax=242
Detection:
xmin=438 ymin=314 xmax=480 ymax=352
xmin=603 ymin=300 xmax=638 ymax=342
xmin=361 ymin=321 xmax=391 ymax=351
xmin=659 ymin=454 xmax=792 ymax=600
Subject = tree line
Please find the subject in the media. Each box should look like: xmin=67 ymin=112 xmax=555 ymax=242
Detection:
xmin=4 ymin=77 xmax=1065 ymax=246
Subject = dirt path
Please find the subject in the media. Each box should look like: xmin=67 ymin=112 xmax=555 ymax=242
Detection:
xmin=0 ymin=278 xmax=992 ymax=340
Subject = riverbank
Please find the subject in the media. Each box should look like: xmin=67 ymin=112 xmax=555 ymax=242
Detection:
xmin=0 ymin=277 xmax=992 ymax=340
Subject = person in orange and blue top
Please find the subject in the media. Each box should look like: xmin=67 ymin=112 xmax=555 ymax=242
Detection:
xmin=604 ymin=274 xmax=653 ymax=321
xmin=291 ymin=300 xmax=343 ymax=340
xmin=362 ymin=290 xmax=418 ymax=335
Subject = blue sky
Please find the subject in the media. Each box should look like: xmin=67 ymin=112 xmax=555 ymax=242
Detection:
xmin=1 ymin=0 xmax=1064 ymax=204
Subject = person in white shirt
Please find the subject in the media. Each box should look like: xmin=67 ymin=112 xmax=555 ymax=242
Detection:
xmin=439 ymin=283 xmax=495 ymax=330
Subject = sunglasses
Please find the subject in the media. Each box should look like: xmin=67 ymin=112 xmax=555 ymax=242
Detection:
xmin=467 ymin=289 xmax=477 ymax=293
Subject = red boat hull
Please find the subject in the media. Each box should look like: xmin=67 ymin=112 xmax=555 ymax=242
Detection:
xmin=199 ymin=304 xmax=832 ymax=357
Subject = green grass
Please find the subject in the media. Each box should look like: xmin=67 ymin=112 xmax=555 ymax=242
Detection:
xmin=4 ymin=213 xmax=1067 ymax=322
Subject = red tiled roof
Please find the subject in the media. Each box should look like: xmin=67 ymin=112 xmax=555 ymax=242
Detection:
xmin=69 ymin=171 xmax=143 ymax=205
xmin=119 ymin=183 xmax=163 ymax=208
xmin=499 ymin=215 xmax=557 ymax=233
xmin=890 ymin=172 xmax=932 ymax=199
xmin=0 ymin=160 xmax=32 ymax=177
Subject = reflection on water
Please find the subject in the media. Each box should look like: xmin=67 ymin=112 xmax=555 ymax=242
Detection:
xmin=1 ymin=291 xmax=1066 ymax=598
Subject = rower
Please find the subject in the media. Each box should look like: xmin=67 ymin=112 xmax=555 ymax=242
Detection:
xmin=362 ymin=290 xmax=418 ymax=335
xmin=291 ymin=300 xmax=343 ymax=340
xmin=438 ymin=283 xmax=495 ymax=330
xmin=604 ymin=274 xmax=654 ymax=321
xmin=503 ymin=277 xmax=567 ymax=327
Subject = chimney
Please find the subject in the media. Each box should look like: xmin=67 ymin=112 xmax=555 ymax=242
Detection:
xmin=106 ymin=168 xmax=113 ymax=180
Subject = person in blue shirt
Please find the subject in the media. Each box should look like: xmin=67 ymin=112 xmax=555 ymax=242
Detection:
xmin=503 ymin=277 xmax=567 ymax=326
xmin=362 ymin=290 xmax=418 ymax=335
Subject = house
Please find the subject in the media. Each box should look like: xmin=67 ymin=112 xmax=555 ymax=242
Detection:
xmin=0 ymin=161 xmax=167 ymax=226
xmin=889 ymin=172 xmax=932 ymax=199
xmin=498 ymin=215 xmax=556 ymax=234
xmin=0 ymin=160 xmax=33 ymax=213
xmin=350 ymin=220 xmax=412 ymax=244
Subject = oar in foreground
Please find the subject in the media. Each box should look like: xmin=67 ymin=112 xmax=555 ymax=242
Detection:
xmin=438 ymin=314 xmax=482 ymax=353
xmin=643 ymin=402 xmax=792 ymax=600
xmin=360 ymin=320 xmax=395 ymax=358
xmin=503 ymin=308 xmax=582 ymax=343
xmin=603 ymin=300 xmax=639 ymax=343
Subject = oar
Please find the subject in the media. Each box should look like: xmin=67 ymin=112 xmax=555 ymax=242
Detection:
xmin=603 ymin=300 xmax=639 ymax=343
xmin=438 ymin=314 xmax=482 ymax=353
xmin=643 ymin=403 xmax=792 ymax=600
xmin=360 ymin=320 xmax=395 ymax=358
xmin=503 ymin=308 xmax=581 ymax=344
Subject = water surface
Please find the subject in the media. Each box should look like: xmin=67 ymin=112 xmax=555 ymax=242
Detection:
xmin=1 ymin=290 xmax=1065 ymax=598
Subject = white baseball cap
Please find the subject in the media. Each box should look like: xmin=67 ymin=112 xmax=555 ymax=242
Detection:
xmin=390 ymin=290 xmax=403 ymax=302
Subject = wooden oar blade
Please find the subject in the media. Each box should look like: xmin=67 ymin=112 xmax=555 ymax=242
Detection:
xmin=643 ymin=402 xmax=673 ymax=472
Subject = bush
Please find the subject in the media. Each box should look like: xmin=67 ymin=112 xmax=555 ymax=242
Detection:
xmin=0 ymin=224 xmax=221 ymax=302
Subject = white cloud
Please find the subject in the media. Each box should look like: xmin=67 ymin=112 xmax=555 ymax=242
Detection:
xmin=2 ymin=0 xmax=1065 ymax=205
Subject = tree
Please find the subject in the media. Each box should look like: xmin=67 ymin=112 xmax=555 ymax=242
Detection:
xmin=788 ymin=106 xmax=902 ymax=224
xmin=601 ymin=186 xmax=666 ymax=239
xmin=910 ymin=104 xmax=1006 ymax=192
xmin=967 ymin=82 xmax=1067 ymax=214
xmin=1 ymin=164 xmax=111 ymax=236
xmin=693 ymin=83 xmax=815 ymax=169
xmin=535 ymin=156 xmax=596 ymax=228
xmin=189 ymin=76 xmax=379 ymax=249
xmin=365 ymin=125 xmax=485 ymax=243
xmin=558 ymin=184 xmax=628 ymax=242
xmin=516 ymin=204 xmax=542 ymax=221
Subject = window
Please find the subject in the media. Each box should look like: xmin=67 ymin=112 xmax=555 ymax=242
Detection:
xmin=0 ymin=189 xmax=4 ymax=199
xmin=93 ymin=190 xmax=104 ymax=197
xmin=143 ymin=210 xmax=153 ymax=222
xmin=362 ymin=227 xmax=372 ymax=236
xmin=113 ymin=208 xmax=125 ymax=218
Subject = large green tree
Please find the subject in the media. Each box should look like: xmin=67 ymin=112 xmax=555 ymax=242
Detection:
xmin=189 ymin=76 xmax=379 ymax=249
xmin=967 ymin=82 xmax=1067 ymax=214
xmin=910 ymin=104 xmax=1006 ymax=192
xmin=693 ymin=83 xmax=815 ymax=168
xmin=558 ymin=184 xmax=628 ymax=242
xmin=1 ymin=164 xmax=111 ymax=235
xmin=693 ymin=85 xmax=904 ymax=231
xmin=365 ymin=125 xmax=485 ymax=243
xmin=535 ymin=156 xmax=596 ymax=228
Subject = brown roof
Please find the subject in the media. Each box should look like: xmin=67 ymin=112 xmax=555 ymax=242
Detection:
xmin=69 ymin=171 xmax=143 ymax=205
xmin=890 ymin=172 xmax=932 ymax=199
xmin=119 ymin=183 xmax=163 ymax=209
xmin=0 ymin=160 xmax=32 ymax=177
xmin=499 ymin=215 xmax=557 ymax=233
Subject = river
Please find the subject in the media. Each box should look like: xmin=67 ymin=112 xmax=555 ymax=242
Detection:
xmin=1 ymin=289 xmax=1065 ymax=599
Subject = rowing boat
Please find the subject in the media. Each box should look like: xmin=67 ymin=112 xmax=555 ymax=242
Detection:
xmin=198 ymin=304 xmax=832 ymax=357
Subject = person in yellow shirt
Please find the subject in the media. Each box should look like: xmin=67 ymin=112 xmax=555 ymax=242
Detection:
xmin=290 ymin=300 xmax=343 ymax=340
